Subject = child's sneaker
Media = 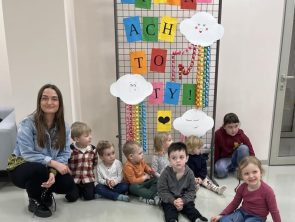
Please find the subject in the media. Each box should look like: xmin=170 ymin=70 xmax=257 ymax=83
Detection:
xmin=117 ymin=194 xmax=130 ymax=202
xmin=94 ymin=194 xmax=102 ymax=199
xmin=153 ymin=195 xmax=160 ymax=205
xmin=217 ymin=185 xmax=227 ymax=195
xmin=139 ymin=197 xmax=156 ymax=205
xmin=206 ymin=179 xmax=226 ymax=195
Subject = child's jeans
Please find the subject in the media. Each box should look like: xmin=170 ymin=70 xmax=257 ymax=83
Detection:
xmin=129 ymin=177 xmax=157 ymax=199
xmin=214 ymin=144 xmax=249 ymax=178
xmin=95 ymin=182 xmax=129 ymax=200
xmin=162 ymin=201 xmax=204 ymax=222
xmin=220 ymin=208 xmax=265 ymax=222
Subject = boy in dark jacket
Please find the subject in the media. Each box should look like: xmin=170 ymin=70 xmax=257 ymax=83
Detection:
xmin=186 ymin=135 xmax=226 ymax=195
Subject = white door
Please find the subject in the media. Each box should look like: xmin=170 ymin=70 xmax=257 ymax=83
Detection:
xmin=270 ymin=0 xmax=295 ymax=165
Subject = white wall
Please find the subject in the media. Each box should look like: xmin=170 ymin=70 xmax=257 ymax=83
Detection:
xmin=2 ymin=0 xmax=74 ymax=123
xmin=1 ymin=0 xmax=118 ymax=148
xmin=71 ymin=0 xmax=118 ymax=146
xmin=216 ymin=0 xmax=285 ymax=161
xmin=0 ymin=1 xmax=12 ymax=107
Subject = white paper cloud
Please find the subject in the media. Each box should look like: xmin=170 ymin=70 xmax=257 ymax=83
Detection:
xmin=110 ymin=74 xmax=153 ymax=105
xmin=173 ymin=109 xmax=214 ymax=137
xmin=180 ymin=12 xmax=224 ymax=46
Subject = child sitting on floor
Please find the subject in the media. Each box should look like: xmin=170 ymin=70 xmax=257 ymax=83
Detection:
xmin=123 ymin=141 xmax=159 ymax=205
xmin=186 ymin=135 xmax=227 ymax=195
xmin=68 ymin=121 xmax=98 ymax=200
xmin=158 ymin=142 xmax=208 ymax=222
xmin=152 ymin=132 xmax=173 ymax=178
xmin=211 ymin=156 xmax=281 ymax=222
xmin=214 ymin=113 xmax=255 ymax=178
xmin=95 ymin=140 xmax=129 ymax=202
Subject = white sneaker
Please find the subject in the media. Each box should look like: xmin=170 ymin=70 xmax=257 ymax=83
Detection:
xmin=153 ymin=195 xmax=160 ymax=205
xmin=217 ymin=185 xmax=227 ymax=195
xmin=139 ymin=197 xmax=155 ymax=205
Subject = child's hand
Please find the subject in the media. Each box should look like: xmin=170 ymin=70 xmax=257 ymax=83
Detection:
xmin=150 ymin=168 xmax=156 ymax=175
xmin=173 ymin=198 xmax=183 ymax=211
xmin=143 ymin=173 xmax=151 ymax=181
xmin=195 ymin=177 xmax=202 ymax=184
xmin=233 ymin=142 xmax=240 ymax=150
xmin=210 ymin=215 xmax=222 ymax=222
xmin=106 ymin=179 xmax=115 ymax=189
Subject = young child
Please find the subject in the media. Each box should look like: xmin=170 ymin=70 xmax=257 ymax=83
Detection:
xmin=186 ymin=135 xmax=227 ymax=195
xmin=152 ymin=132 xmax=173 ymax=178
xmin=210 ymin=156 xmax=281 ymax=222
xmin=214 ymin=113 xmax=255 ymax=178
xmin=95 ymin=140 xmax=129 ymax=202
xmin=122 ymin=141 xmax=159 ymax=205
xmin=68 ymin=121 xmax=98 ymax=200
xmin=158 ymin=142 xmax=208 ymax=222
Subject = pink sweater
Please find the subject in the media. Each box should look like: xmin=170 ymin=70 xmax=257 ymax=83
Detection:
xmin=221 ymin=181 xmax=281 ymax=222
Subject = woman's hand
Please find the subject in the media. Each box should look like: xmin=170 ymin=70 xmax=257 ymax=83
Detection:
xmin=49 ymin=160 xmax=70 ymax=175
xmin=210 ymin=215 xmax=222 ymax=222
xmin=41 ymin=173 xmax=55 ymax=188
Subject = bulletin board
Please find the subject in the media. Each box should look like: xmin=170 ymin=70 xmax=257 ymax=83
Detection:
xmin=113 ymin=0 xmax=222 ymax=178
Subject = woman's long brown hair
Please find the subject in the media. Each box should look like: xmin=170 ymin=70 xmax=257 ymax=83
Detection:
xmin=34 ymin=84 xmax=66 ymax=150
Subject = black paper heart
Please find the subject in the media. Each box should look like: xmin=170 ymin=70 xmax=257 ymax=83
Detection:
xmin=158 ymin=116 xmax=170 ymax=124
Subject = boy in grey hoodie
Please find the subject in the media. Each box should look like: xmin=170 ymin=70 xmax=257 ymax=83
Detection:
xmin=157 ymin=142 xmax=208 ymax=222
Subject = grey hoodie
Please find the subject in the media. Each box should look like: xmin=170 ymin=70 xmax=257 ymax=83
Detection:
xmin=157 ymin=165 xmax=196 ymax=204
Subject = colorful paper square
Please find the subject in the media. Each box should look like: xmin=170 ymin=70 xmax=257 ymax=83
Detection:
xmin=157 ymin=110 xmax=172 ymax=132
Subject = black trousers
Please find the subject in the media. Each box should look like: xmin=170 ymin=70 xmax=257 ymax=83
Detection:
xmin=9 ymin=162 xmax=77 ymax=202
xmin=162 ymin=201 xmax=203 ymax=222
xmin=73 ymin=182 xmax=95 ymax=200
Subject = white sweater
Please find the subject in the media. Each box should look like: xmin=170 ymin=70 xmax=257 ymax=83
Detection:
xmin=96 ymin=159 xmax=123 ymax=186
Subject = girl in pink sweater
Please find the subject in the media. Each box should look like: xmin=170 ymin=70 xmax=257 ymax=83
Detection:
xmin=211 ymin=156 xmax=281 ymax=222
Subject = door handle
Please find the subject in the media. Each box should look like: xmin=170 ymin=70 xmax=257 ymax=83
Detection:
xmin=281 ymin=74 xmax=294 ymax=82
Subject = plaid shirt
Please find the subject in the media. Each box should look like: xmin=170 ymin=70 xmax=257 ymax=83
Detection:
xmin=68 ymin=144 xmax=98 ymax=184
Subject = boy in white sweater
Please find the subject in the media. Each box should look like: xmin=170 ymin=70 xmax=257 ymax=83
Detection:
xmin=95 ymin=140 xmax=129 ymax=202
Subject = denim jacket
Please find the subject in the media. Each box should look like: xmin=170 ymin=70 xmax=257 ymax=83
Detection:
xmin=13 ymin=115 xmax=71 ymax=166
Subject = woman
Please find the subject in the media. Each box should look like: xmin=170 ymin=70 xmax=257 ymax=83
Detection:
xmin=9 ymin=84 xmax=78 ymax=218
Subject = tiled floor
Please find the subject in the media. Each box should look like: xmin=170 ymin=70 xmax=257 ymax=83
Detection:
xmin=0 ymin=165 xmax=293 ymax=222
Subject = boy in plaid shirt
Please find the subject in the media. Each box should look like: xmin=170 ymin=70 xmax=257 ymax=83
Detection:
xmin=68 ymin=122 xmax=98 ymax=200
